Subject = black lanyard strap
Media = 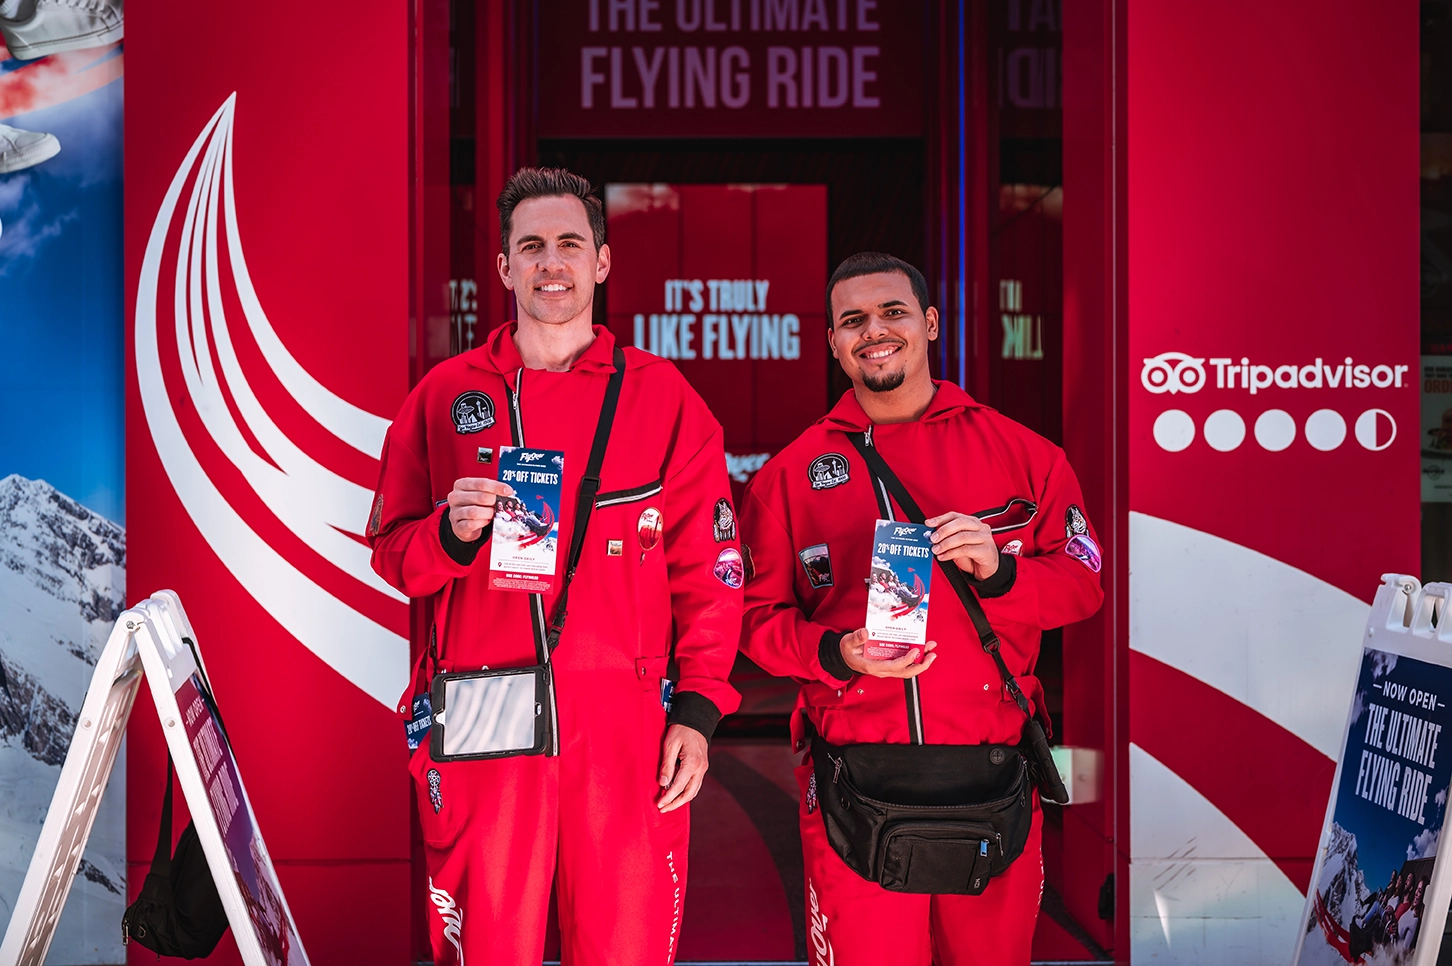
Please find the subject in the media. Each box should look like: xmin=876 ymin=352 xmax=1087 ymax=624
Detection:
xmin=845 ymin=431 xmax=1031 ymax=721
xmin=504 ymin=347 xmax=627 ymax=658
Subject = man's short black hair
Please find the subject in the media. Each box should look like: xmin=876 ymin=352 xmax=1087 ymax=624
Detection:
xmin=496 ymin=166 xmax=606 ymax=255
xmin=826 ymin=252 xmax=932 ymax=326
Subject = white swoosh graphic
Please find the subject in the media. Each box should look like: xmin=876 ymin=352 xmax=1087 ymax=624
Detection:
xmin=136 ymin=94 xmax=406 ymax=707
xmin=1130 ymin=743 xmax=1303 ymax=963
xmin=1129 ymin=511 xmax=1368 ymax=759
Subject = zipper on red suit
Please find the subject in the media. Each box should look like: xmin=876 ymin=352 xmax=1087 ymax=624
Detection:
xmin=863 ymin=426 xmax=926 ymax=745
xmin=509 ymin=368 xmax=562 ymax=757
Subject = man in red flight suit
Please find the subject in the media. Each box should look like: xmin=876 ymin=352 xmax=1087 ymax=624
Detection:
xmin=740 ymin=252 xmax=1104 ymax=965
xmin=368 ymin=168 xmax=742 ymax=966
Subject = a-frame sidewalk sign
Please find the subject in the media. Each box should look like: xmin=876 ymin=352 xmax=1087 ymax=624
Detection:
xmin=1294 ymin=575 xmax=1452 ymax=966
xmin=0 ymin=591 xmax=310 ymax=966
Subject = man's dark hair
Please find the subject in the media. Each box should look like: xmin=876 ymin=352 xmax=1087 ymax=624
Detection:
xmin=825 ymin=252 xmax=932 ymax=326
xmin=496 ymin=166 xmax=606 ymax=255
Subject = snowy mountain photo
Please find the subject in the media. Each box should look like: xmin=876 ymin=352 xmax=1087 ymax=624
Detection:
xmin=0 ymin=474 xmax=126 ymax=964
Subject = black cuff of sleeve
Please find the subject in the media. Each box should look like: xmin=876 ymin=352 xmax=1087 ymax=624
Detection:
xmin=966 ymin=552 xmax=1017 ymax=599
xmin=817 ymin=629 xmax=855 ymax=683
xmin=439 ymin=508 xmax=489 ymax=566
xmin=667 ymin=691 xmax=722 ymax=742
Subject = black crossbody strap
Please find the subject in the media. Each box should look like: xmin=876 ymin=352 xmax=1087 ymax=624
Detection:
xmin=846 ymin=431 xmax=1034 ymax=720
xmin=547 ymin=347 xmax=627 ymax=650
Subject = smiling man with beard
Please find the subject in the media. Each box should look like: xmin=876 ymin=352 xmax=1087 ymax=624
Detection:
xmin=739 ymin=252 xmax=1104 ymax=965
xmin=368 ymin=167 xmax=742 ymax=966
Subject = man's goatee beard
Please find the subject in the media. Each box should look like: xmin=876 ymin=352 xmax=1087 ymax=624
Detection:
xmin=863 ymin=368 xmax=906 ymax=393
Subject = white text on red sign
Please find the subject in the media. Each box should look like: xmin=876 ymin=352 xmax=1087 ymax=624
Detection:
xmin=636 ymin=277 xmax=801 ymax=359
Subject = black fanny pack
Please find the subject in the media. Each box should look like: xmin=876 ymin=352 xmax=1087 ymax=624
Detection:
xmin=802 ymin=431 xmax=1070 ymax=895
xmin=809 ymin=723 xmax=1033 ymax=895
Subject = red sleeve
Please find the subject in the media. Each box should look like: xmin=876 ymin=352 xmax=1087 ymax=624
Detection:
xmin=367 ymin=405 xmax=475 ymax=599
xmin=979 ymin=449 xmax=1105 ymax=630
xmin=739 ymin=471 xmax=854 ymax=689
xmin=661 ymin=395 xmax=743 ymax=727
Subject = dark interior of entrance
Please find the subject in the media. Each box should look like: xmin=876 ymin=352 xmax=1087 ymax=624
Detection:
xmin=424 ymin=2 xmax=1107 ymax=962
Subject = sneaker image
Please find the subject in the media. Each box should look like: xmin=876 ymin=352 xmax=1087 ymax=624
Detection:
xmin=0 ymin=0 xmax=123 ymax=61
xmin=0 ymin=122 xmax=60 ymax=172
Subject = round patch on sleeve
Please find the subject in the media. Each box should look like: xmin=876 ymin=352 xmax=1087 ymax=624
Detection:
xmin=1065 ymin=534 xmax=1101 ymax=573
xmin=713 ymin=548 xmax=745 ymax=589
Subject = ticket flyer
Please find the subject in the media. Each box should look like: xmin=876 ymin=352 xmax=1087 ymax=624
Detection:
xmin=488 ymin=447 xmax=564 ymax=592
xmin=864 ymin=520 xmax=933 ymax=660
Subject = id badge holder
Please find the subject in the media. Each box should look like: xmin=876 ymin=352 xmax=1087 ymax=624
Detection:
xmin=429 ymin=666 xmax=551 ymax=761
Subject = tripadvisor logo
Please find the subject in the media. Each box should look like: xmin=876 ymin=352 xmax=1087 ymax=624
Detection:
xmin=1141 ymin=351 xmax=1410 ymax=396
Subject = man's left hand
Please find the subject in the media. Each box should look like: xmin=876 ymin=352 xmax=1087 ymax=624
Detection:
xmin=657 ymin=724 xmax=708 ymax=813
xmin=925 ymin=511 xmax=999 ymax=579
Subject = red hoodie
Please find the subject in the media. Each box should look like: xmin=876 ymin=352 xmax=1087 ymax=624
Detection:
xmin=740 ymin=381 xmax=1103 ymax=750
xmin=369 ymin=324 xmax=741 ymax=738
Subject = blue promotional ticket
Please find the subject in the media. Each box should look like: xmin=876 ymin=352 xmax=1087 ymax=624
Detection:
xmin=488 ymin=446 xmax=564 ymax=593
xmin=864 ymin=520 xmax=934 ymax=659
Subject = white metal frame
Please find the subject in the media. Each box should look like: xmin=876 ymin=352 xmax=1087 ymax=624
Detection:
xmin=0 ymin=591 xmax=310 ymax=966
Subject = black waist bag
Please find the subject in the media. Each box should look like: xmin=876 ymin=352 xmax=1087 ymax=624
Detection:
xmin=810 ymin=727 xmax=1033 ymax=895
xmin=122 ymin=755 xmax=229 ymax=957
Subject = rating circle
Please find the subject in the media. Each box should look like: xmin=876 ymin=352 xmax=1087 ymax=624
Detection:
xmin=1153 ymin=410 xmax=1195 ymax=452
xmin=1355 ymin=409 xmax=1397 ymax=451
xmin=1304 ymin=409 xmax=1348 ymax=452
xmin=1203 ymin=409 xmax=1246 ymax=452
xmin=1254 ymin=410 xmax=1296 ymax=452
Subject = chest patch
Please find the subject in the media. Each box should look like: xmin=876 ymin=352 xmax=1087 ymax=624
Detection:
xmin=799 ymin=543 xmax=834 ymax=588
xmin=637 ymin=507 xmax=664 ymax=552
xmin=451 ymin=391 xmax=496 ymax=434
xmin=808 ymin=453 xmax=850 ymax=490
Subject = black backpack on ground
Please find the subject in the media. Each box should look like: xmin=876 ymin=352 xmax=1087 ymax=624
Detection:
xmin=121 ymin=754 xmax=229 ymax=957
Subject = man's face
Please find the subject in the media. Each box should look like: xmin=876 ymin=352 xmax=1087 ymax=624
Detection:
xmin=828 ymin=271 xmax=938 ymax=393
xmin=497 ymin=195 xmax=610 ymax=326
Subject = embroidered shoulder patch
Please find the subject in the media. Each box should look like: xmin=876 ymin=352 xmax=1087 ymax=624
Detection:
xmin=808 ymin=453 xmax=850 ymax=490
xmin=451 ymin=390 xmax=495 ymax=434
xmin=799 ymin=543 xmax=833 ymax=588
xmin=713 ymin=498 xmax=737 ymax=542
xmin=1065 ymin=504 xmax=1089 ymax=537
xmin=367 ymin=492 xmax=384 ymax=537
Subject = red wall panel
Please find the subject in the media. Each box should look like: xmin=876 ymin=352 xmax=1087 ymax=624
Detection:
xmin=124 ymin=4 xmax=413 ymax=963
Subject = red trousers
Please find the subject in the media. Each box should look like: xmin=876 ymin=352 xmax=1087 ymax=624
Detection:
xmin=796 ymin=759 xmax=1044 ymax=966
xmin=410 ymin=666 xmax=690 ymax=966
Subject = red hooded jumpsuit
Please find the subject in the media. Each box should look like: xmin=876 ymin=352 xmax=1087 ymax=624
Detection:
xmin=368 ymin=324 xmax=742 ymax=966
xmin=739 ymin=382 xmax=1104 ymax=966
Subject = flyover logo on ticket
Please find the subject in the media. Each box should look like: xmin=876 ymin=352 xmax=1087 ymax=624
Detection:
xmin=489 ymin=447 xmax=564 ymax=593
xmin=864 ymin=520 xmax=933 ymax=660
